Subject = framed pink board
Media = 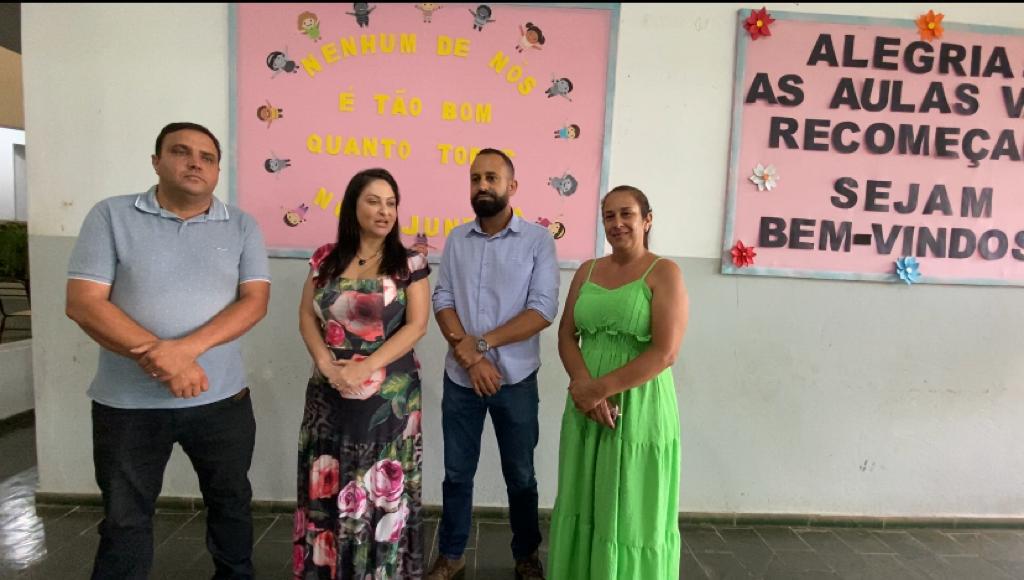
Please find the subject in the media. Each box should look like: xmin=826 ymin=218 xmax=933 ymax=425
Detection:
xmin=723 ymin=10 xmax=1024 ymax=285
xmin=230 ymin=3 xmax=620 ymax=264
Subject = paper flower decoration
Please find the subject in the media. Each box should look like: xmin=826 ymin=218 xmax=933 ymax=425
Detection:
xmin=895 ymin=256 xmax=921 ymax=285
xmin=749 ymin=164 xmax=779 ymax=191
xmin=744 ymin=7 xmax=775 ymax=40
xmin=916 ymin=10 xmax=944 ymax=42
xmin=731 ymin=241 xmax=757 ymax=267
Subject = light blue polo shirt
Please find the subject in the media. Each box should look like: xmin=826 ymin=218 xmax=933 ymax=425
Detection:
xmin=67 ymin=187 xmax=271 ymax=409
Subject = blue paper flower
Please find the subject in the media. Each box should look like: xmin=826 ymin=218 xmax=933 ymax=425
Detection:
xmin=895 ymin=256 xmax=921 ymax=285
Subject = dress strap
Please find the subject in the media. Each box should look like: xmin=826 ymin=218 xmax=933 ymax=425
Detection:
xmin=585 ymin=258 xmax=598 ymax=282
xmin=641 ymin=257 xmax=663 ymax=280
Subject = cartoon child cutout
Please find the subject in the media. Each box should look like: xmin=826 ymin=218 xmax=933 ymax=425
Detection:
xmin=411 ymin=232 xmax=437 ymax=257
xmin=347 ymin=3 xmax=376 ymax=28
xmin=535 ymin=217 xmax=566 ymax=240
xmin=297 ymin=11 xmax=321 ymax=42
xmin=283 ymin=204 xmax=309 ymax=227
xmin=264 ymin=153 xmax=291 ymax=174
xmin=546 ymin=76 xmax=574 ymax=101
xmin=554 ymin=124 xmax=580 ymax=140
xmin=548 ymin=173 xmax=579 ymax=197
xmin=516 ymin=22 xmax=545 ymax=52
xmin=415 ymin=3 xmax=442 ymax=23
xmin=257 ymin=101 xmax=283 ymax=128
xmin=468 ymin=5 xmax=495 ymax=31
xmin=267 ymin=49 xmax=299 ymax=78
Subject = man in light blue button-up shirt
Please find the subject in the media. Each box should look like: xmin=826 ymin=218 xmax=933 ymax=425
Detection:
xmin=429 ymin=149 xmax=559 ymax=580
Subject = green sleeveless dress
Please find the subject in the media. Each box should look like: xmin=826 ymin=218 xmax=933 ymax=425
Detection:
xmin=547 ymin=258 xmax=681 ymax=579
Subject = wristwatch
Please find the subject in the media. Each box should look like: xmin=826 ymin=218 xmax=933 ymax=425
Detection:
xmin=476 ymin=337 xmax=491 ymax=353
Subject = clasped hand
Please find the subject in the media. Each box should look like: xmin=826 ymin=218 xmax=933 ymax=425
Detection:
xmin=131 ymin=339 xmax=208 ymax=399
xmin=569 ymin=377 xmax=617 ymax=429
xmin=319 ymin=358 xmax=377 ymax=400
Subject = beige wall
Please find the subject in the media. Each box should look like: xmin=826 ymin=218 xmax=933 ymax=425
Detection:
xmin=0 ymin=46 xmax=23 ymax=130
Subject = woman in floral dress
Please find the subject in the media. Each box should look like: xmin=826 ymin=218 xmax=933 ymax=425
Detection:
xmin=295 ymin=168 xmax=430 ymax=579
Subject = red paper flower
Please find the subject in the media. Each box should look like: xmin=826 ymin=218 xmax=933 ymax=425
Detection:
xmin=731 ymin=241 xmax=757 ymax=267
xmin=916 ymin=10 xmax=944 ymax=42
xmin=744 ymin=7 xmax=775 ymax=40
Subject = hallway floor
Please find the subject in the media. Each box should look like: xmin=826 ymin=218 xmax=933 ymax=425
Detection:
xmin=1 ymin=421 xmax=1021 ymax=579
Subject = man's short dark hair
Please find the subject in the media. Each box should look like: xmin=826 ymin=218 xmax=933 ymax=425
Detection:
xmin=155 ymin=122 xmax=222 ymax=163
xmin=474 ymin=148 xmax=515 ymax=178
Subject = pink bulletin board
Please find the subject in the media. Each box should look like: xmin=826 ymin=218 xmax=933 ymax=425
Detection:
xmin=723 ymin=10 xmax=1024 ymax=286
xmin=230 ymin=3 xmax=619 ymax=265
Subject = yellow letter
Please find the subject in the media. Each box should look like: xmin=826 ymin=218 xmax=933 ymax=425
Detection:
xmin=362 ymin=137 xmax=379 ymax=157
xmin=424 ymin=217 xmax=440 ymax=237
xmin=401 ymin=215 xmax=420 ymax=235
xmin=442 ymin=101 xmax=457 ymax=121
xmin=326 ymin=135 xmax=342 ymax=155
xmin=454 ymin=38 xmax=470 ymax=58
xmin=475 ymin=104 xmax=492 ymax=124
xmin=373 ymin=94 xmax=390 ymax=115
xmin=489 ymin=51 xmax=509 ymax=73
xmin=518 ymin=77 xmax=536 ymax=96
xmin=307 ymin=134 xmax=323 ymax=154
xmin=321 ymin=42 xmax=339 ymax=64
xmin=340 ymin=37 xmax=357 ymax=58
xmin=313 ymin=187 xmax=333 ymax=209
xmin=437 ymin=143 xmax=453 ymax=164
xmin=338 ymin=92 xmax=355 ymax=112
xmin=301 ymin=54 xmax=322 ymax=78
xmin=344 ymin=138 xmax=360 ymax=156
xmin=400 ymin=33 xmax=417 ymax=54
xmin=360 ymin=34 xmax=376 ymax=54
xmin=437 ymin=35 xmax=453 ymax=56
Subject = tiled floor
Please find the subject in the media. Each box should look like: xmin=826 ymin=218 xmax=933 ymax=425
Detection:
xmin=2 ymin=422 xmax=1023 ymax=579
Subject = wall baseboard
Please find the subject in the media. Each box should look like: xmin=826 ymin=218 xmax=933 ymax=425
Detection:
xmin=32 ymin=492 xmax=1024 ymax=529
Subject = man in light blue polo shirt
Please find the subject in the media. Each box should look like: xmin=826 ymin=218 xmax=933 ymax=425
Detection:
xmin=65 ymin=122 xmax=270 ymax=580
xmin=429 ymin=148 xmax=559 ymax=580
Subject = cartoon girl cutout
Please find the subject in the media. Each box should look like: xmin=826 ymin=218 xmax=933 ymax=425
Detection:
xmin=297 ymin=11 xmax=321 ymax=42
xmin=283 ymin=204 xmax=309 ymax=227
xmin=468 ymin=5 xmax=495 ymax=31
xmin=516 ymin=22 xmax=545 ymax=52
xmin=535 ymin=217 xmax=566 ymax=240
xmin=548 ymin=172 xmax=578 ymax=197
xmin=415 ymin=3 xmax=442 ymax=23
xmin=257 ymin=101 xmax=283 ymax=128
xmin=267 ymin=49 xmax=299 ymax=78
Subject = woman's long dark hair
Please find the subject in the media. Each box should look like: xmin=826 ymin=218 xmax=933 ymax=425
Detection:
xmin=316 ymin=168 xmax=411 ymax=285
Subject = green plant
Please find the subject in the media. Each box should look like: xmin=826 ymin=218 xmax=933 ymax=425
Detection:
xmin=0 ymin=221 xmax=28 ymax=281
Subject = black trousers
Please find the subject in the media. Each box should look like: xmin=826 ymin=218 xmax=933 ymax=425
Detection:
xmin=90 ymin=389 xmax=256 ymax=580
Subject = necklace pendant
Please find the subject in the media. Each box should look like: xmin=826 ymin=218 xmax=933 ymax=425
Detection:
xmin=358 ymin=258 xmax=367 ymax=266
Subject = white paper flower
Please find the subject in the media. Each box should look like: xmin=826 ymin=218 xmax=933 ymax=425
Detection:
xmin=749 ymin=164 xmax=779 ymax=191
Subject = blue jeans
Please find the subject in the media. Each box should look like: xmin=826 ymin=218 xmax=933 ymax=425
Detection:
xmin=90 ymin=389 xmax=256 ymax=580
xmin=438 ymin=371 xmax=542 ymax=561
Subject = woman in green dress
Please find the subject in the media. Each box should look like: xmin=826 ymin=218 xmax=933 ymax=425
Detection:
xmin=548 ymin=185 xmax=689 ymax=579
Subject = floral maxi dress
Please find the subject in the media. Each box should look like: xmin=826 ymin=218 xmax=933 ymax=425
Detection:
xmin=294 ymin=244 xmax=430 ymax=580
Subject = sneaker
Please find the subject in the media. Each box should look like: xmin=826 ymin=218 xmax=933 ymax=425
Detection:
xmin=514 ymin=551 xmax=546 ymax=580
xmin=426 ymin=555 xmax=466 ymax=580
